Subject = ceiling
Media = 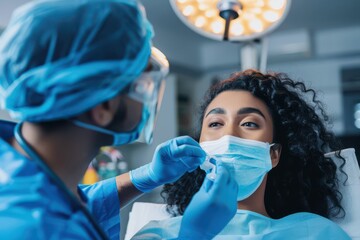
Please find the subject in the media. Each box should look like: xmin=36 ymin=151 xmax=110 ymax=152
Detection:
xmin=143 ymin=0 xmax=360 ymax=40
xmin=141 ymin=0 xmax=360 ymax=71
xmin=1 ymin=0 xmax=360 ymax=71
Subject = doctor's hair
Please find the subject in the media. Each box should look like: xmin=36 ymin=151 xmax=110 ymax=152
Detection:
xmin=162 ymin=69 xmax=345 ymax=219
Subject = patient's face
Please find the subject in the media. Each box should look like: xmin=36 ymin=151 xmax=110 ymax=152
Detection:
xmin=200 ymin=90 xmax=274 ymax=143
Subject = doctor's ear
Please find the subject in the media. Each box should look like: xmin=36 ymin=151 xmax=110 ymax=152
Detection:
xmin=90 ymin=96 xmax=121 ymax=127
xmin=270 ymin=144 xmax=282 ymax=168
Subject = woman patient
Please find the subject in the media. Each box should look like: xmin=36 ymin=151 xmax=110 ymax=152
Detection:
xmin=132 ymin=70 xmax=350 ymax=239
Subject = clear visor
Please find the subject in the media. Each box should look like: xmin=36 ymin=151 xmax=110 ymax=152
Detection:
xmin=127 ymin=47 xmax=169 ymax=143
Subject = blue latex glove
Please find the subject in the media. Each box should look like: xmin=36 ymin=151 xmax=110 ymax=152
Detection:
xmin=178 ymin=164 xmax=238 ymax=240
xmin=130 ymin=136 xmax=206 ymax=192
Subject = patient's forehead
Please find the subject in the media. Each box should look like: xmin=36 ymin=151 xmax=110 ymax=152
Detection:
xmin=205 ymin=90 xmax=272 ymax=120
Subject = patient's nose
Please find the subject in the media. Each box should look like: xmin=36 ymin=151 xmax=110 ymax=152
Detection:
xmin=223 ymin=124 xmax=241 ymax=138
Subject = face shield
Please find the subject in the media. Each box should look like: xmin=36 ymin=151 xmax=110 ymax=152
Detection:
xmin=71 ymin=47 xmax=168 ymax=146
xmin=127 ymin=47 xmax=169 ymax=144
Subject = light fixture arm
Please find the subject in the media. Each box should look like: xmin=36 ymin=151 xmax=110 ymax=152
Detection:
xmin=217 ymin=0 xmax=242 ymax=41
xmin=241 ymin=41 xmax=258 ymax=70
xmin=240 ymin=38 xmax=269 ymax=72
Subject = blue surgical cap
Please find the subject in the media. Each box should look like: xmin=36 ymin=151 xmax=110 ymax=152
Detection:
xmin=0 ymin=0 xmax=153 ymax=121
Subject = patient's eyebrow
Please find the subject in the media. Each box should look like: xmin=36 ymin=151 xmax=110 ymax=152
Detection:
xmin=237 ymin=107 xmax=266 ymax=119
xmin=205 ymin=108 xmax=226 ymax=118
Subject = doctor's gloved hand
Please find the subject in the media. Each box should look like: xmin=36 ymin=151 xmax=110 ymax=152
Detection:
xmin=178 ymin=164 xmax=238 ymax=240
xmin=130 ymin=136 xmax=206 ymax=192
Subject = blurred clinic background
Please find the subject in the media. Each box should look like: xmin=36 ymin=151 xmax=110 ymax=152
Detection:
xmin=0 ymin=1 xmax=360 ymax=239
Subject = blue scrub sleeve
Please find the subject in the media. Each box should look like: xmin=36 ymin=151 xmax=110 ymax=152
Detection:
xmin=79 ymin=178 xmax=120 ymax=240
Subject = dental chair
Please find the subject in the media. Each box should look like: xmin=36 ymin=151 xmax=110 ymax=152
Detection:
xmin=326 ymin=148 xmax=360 ymax=239
xmin=124 ymin=148 xmax=360 ymax=240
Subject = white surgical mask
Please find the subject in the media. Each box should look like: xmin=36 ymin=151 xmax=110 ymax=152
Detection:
xmin=200 ymin=135 xmax=274 ymax=201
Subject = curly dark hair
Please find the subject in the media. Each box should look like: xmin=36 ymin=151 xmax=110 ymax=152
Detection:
xmin=162 ymin=69 xmax=345 ymax=220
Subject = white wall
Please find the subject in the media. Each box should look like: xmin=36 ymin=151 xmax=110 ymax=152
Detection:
xmin=189 ymin=26 xmax=360 ymax=136
xmin=191 ymin=57 xmax=360 ymax=136
xmin=269 ymin=56 xmax=360 ymax=134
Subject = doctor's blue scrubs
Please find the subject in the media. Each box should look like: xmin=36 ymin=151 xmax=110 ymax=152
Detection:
xmin=0 ymin=120 xmax=120 ymax=239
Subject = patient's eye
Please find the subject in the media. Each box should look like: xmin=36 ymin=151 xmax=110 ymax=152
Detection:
xmin=241 ymin=122 xmax=259 ymax=128
xmin=209 ymin=122 xmax=223 ymax=128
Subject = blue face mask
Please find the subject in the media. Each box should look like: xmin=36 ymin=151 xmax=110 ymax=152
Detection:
xmin=200 ymin=135 xmax=274 ymax=201
xmin=72 ymin=47 xmax=169 ymax=146
xmin=72 ymin=107 xmax=149 ymax=146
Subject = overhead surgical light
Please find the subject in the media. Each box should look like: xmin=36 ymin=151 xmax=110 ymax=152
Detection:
xmin=170 ymin=0 xmax=291 ymax=42
xmin=170 ymin=0 xmax=292 ymax=71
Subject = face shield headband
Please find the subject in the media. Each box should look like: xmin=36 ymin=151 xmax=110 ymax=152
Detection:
xmin=72 ymin=47 xmax=169 ymax=146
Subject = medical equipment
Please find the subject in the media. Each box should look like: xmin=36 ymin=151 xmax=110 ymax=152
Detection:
xmin=200 ymin=135 xmax=273 ymax=200
xmin=133 ymin=47 xmax=169 ymax=144
xmin=326 ymin=148 xmax=360 ymax=239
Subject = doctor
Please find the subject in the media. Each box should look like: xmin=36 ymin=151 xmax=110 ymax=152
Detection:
xmin=0 ymin=0 xmax=238 ymax=239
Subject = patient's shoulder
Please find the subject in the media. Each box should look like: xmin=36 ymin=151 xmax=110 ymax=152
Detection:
xmin=282 ymin=212 xmax=351 ymax=239
xmin=284 ymin=211 xmax=337 ymax=224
